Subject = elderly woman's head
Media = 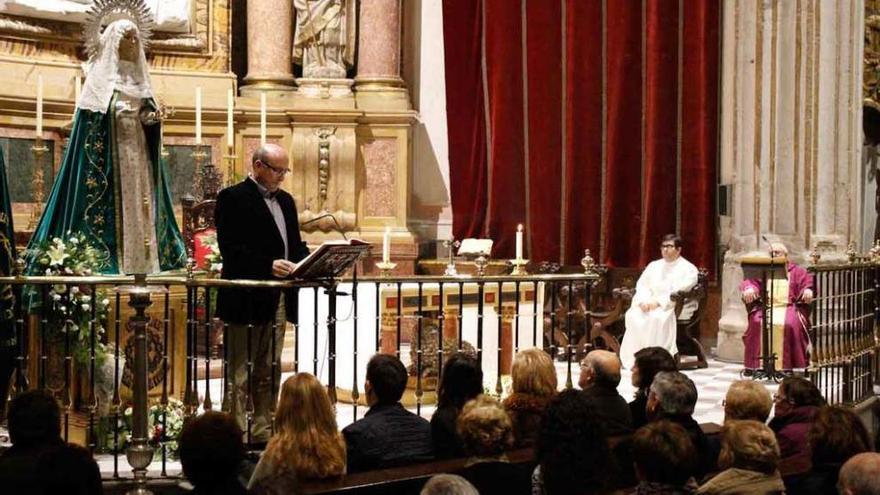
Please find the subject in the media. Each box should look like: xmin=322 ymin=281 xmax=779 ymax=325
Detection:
xmin=774 ymin=376 xmax=825 ymax=417
xmin=511 ymin=348 xmax=557 ymax=398
xmin=809 ymin=406 xmax=873 ymax=466
xmin=724 ymin=380 xmax=773 ymax=423
xmin=718 ymin=420 xmax=780 ymax=474
xmin=456 ymin=395 xmax=514 ymax=458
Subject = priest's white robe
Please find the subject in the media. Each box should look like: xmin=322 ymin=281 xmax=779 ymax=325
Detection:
xmin=619 ymin=256 xmax=698 ymax=369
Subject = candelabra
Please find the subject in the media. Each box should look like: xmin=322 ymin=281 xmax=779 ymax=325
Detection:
xmin=27 ymin=136 xmax=49 ymax=231
xmin=223 ymin=144 xmax=236 ymax=187
xmin=443 ymin=239 xmax=461 ymax=276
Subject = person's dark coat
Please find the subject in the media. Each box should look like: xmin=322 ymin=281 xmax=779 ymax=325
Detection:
xmin=768 ymin=405 xmax=819 ymax=473
xmin=431 ymin=404 xmax=464 ymax=459
xmin=342 ymin=402 xmax=433 ymax=472
xmin=215 ymin=179 xmax=310 ymax=325
xmin=458 ymin=460 xmax=532 ymax=495
xmin=581 ymin=384 xmax=634 ymax=436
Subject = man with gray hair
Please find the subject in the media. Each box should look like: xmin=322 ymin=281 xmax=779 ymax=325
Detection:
xmin=421 ymin=474 xmax=479 ymax=495
xmin=646 ymin=371 xmax=712 ymax=477
xmin=838 ymin=452 xmax=880 ymax=495
xmin=578 ymin=350 xmax=632 ymax=435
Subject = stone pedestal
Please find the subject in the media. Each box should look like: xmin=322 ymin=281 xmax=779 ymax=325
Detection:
xmin=716 ymin=0 xmax=864 ymax=362
xmin=242 ymin=0 xmax=296 ymax=93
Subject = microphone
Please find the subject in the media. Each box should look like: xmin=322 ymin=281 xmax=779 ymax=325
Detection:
xmin=301 ymin=212 xmax=348 ymax=241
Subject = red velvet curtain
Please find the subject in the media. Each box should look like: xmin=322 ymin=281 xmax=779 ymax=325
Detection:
xmin=443 ymin=0 xmax=719 ymax=274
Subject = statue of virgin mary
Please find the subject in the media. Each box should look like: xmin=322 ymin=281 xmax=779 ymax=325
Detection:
xmin=26 ymin=2 xmax=186 ymax=275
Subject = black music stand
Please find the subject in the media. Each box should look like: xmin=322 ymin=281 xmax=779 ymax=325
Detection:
xmin=741 ymin=256 xmax=788 ymax=382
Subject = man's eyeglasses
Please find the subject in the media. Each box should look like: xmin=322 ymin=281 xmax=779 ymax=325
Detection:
xmin=257 ymin=160 xmax=290 ymax=177
xmin=661 ymin=244 xmax=677 ymax=249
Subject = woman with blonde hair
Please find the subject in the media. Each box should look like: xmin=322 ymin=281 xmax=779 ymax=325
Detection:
xmin=697 ymin=420 xmax=785 ymax=494
xmin=248 ymin=373 xmax=345 ymax=490
xmin=502 ymin=348 xmax=557 ymax=447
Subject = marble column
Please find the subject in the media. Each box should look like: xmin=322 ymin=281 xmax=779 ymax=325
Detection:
xmin=242 ymin=0 xmax=296 ymax=94
xmin=356 ymin=0 xmax=405 ymax=89
xmin=716 ymin=0 xmax=865 ymax=362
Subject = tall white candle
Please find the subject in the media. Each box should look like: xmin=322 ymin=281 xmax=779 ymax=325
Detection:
xmin=36 ymin=75 xmax=43 ymax=137
xmin=516 ymin=224 xmax=524 ymax=260
xmin=195 ymin=86 xmax=202 ymax=144
xmin=74 ymin=76 xmax=81 ymax=107
xmin=383 ymin=227 xmax=391 ymax=263
xmin=260 ymin=92 xmax=267 ymax=145
xmin=226 ymin=88 xmax=234 ymax=147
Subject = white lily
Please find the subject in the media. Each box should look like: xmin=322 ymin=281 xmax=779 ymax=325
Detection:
xmin=46 ymin=244 xmax=69 ymax=266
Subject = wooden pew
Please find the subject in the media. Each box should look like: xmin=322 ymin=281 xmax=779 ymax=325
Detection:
xmin=299 ymin=424 xmax=720 ymax=495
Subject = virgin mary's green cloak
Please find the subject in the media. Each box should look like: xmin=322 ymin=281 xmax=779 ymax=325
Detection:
xmin=25 ymin=93 xmax=186 ymax=274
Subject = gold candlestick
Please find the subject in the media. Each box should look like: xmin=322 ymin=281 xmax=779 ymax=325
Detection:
xmin=223 ymin=144 xmax=236 ymax=187
xmin=376 ymin=261 xmax=397 ymax=277
xmin=509 ymin=257 xmax=529 ymax=276
xmin=27 ymin=136 xmax=49 ymax=231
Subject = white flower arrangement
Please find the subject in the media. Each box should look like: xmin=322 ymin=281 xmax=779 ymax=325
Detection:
xmin=28 ymin=232 xmax=111 ymax=367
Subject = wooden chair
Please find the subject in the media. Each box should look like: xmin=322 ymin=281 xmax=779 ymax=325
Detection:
xmin=181 ymin=194 xmax=217 ymax=263
xmin=671 ymin=268 xmax=710 ymax=369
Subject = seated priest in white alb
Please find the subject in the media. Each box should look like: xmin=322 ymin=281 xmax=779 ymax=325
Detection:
xmin=619 ymin=234 xmax=699 ymax=369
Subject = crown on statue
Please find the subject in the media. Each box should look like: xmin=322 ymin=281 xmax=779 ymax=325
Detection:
xmin=83 ymin=0 xmax=156 ymax=62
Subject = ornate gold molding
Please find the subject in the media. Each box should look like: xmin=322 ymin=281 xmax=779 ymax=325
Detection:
xmin=0 ymin=0 xmax=226 ymax=72
xmin=865 ymin=0 xmax=880 ymax=106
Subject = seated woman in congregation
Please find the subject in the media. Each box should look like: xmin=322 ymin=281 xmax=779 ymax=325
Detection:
xmin=503 ymin=348 xmax=558 ymax=448
xmin=431 ymin=352 xmax=483 ymax=459
xmin=628 ymin=346 xmax=677 ymax=429
xmin=784 ymin=405 xmax=873 ymax=494
xmin=455 ymin=395 xmax=531 ymax=495
xmin=767 ymin=376 xmax=824 ymax=474
xmin=248 ymin=373 xmax=345 ymax=491
xmin=697 ymin=420 xmax=785 ymax=495
xmin=532 ymin=390 xmax=614 ymax=495
xmin=631 ymin=420 xmax=699 ymax=494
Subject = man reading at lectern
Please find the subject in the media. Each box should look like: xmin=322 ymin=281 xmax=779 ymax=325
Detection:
xmin=619 ymin=234 xmax=699 ymax=370
xmin=740 ymin=242 xmax=814 ymax=374
xmin=215 ymin=144 xmax=310 ymax=443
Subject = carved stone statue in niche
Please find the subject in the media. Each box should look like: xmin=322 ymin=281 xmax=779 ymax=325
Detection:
xmin=293 ymin=0 xmax=356 ymax=79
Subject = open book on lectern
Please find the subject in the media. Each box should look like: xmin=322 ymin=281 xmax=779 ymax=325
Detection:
xmin=290 ymin=239 xmax=371 ymax=280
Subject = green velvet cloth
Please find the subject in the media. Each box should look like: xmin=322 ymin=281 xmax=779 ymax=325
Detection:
xmin=25 ymin=93 xmax=186 ymax=274
xmin=0 ymin=151 xmax=16 ymax=345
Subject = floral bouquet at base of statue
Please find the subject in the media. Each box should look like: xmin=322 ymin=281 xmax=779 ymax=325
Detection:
xmin=115 ymin=397 xmax=186 ymax=460
xmin=26 ymin=232 xmax=111 ymax=368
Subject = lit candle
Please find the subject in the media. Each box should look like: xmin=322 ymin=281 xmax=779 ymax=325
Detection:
xmin=74 ymin=76 xmax=81 ymax=107
xmin=195 ymin=86 xmax=202 ymax=145
xmin=226 ymin=88 xmax=234 ymax=148
xmin=516 ymin=223 xmax=524 ymax=260
xmin=382 ymin=227 xmax=391 ymax=263
xmin=260 ymin=92 xmax=267 ymax=145
xmin=36 ymin=75 xmax=43 ymax=137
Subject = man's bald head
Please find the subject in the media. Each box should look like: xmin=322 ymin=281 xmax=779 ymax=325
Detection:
xmin=579 ymin=350 xmax=622 ymax=389
xmin=839 ymin=452 xmax=880 ymax=495
xmin=251 ymin=143 xmax=289 ymax=192
xmin=252 ymin=143 xmax=286 ymax=166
